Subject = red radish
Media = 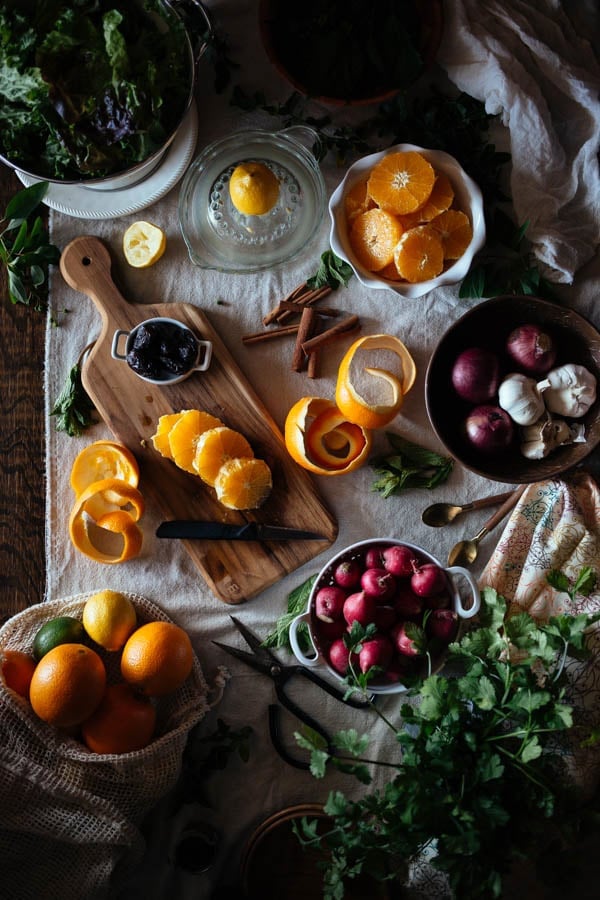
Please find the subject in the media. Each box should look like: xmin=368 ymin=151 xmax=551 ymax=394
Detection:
xmin=383 ymin=544 xmax=418 ymax=577
xmin=391 ymin=622 xmax=423 ymax=657
xmin=427 ymin=609 xmax=459 ymax=643
xmin=394 ymin=585 xmax=423 ymax=618
xmin=364 ymin=546 xmax=386 ymax=569
xmin=315 ymin=618 xmax=347 ymax=642
xmin=374 ymin=605 xmax=397 ymax=631
xmin=423 ymin=592 xmax=451 ymax=610
xmin=359 ymin=636 xmax=393 ymax=674
xmin=328 ymin=639 xmax=352 ymax=675
xmin=383 ymin=659 xmax=411 ymax=683
xmin=315 ymin=585 xmax=347 ymax=622
xmin=361 ymin=567 xmax=396 ymax=602
xmin=411 ymin=562 xmax=447 ymax=598
xmin=333 ymin=558 xmax=362 ymax=590
xmin=343 ymin=591 xmax=377 ymax=627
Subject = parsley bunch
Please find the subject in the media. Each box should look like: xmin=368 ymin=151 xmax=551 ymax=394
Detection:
xmin=296 ymin=586 xmax=600 ymax=899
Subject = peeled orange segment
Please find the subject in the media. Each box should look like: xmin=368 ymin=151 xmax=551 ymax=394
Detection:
xmin=123 ymin=221 xmax=166 ymax=268
xmin=428 ymin=209 xmax=473 ymax=260
xmin=193 ymin=426 xmax=254 ymax=486
xmin=229 ymin=161 xmax=280 ymax=216
xmin=399 ymin=172 xmax=455 ymax=227
xmin=151 ymin=412 xmax=185 ymax=459
xmin=335 ymin=335 xmax=417 ymax=430
xmin=69 ymin=479 xmax=145 ymax=564
xmin=284 ymin=397 xmax=372 ymax=476
xmin=393 ymin=226 xmax=444 ymax=283
xmin=344 ymin=177 xmax=376 ymax=223
xmin=349 ymin=208 xmax=403 ymax=272
xmin=378 ymin=261 xmax=403 ymax=281
xmin=69 ymin=440 xmax=140 ymax=518
xmin=367 ymin=151 xmax=435 ymax=216
xmin=214 ymin=457 xmax=273 ymax=510
xmin=167 ymin=409 xmax=223 ymax=473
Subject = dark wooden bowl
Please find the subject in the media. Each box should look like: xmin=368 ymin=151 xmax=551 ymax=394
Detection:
xmin=258 ymin=0 xmax=443 ymax=107
xmin=425 ymin=296 xmax=600 ymax=484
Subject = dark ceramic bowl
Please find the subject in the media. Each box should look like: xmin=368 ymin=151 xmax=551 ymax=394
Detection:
xmin=425 ymin=295 xmax=600 ymax=483
xmin=259 ymin=0 xmax=443 ymax=106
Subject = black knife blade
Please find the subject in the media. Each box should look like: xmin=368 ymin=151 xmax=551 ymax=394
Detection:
xmin=155 ymin=521 xmax=327 ymax=541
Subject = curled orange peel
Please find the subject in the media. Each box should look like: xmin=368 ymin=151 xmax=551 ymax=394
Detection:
xmin=70 ymin=440 xmax=140 ymax=519
xmin=284 ymin=397 xmax=371 ymax=476
xmin=68 ymin=478 xmax=145 ymax=563
xmin=335 ymin=334 xmax=417 ymax=430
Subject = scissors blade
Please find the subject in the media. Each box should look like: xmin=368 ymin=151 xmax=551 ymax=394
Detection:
xmin=228 ymin=614 xmax=279 ymax=664
xmin=211 ymin=639 xmax=273 ymax=675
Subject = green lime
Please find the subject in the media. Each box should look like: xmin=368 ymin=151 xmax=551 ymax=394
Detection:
xmin=33 ymin=616 xmax=86 ymax=661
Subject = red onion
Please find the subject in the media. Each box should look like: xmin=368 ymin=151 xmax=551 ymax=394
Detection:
xmin=465 ymin=404 xmax=514 ymax=453
xmin=506 ymin=324 xmax=557 ymax=375
xmin=451 ymin=348 xmax=500 ymax=403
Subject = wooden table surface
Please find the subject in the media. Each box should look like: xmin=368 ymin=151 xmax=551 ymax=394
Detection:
xmin=0 ymin=166 xmax=47 ymax=621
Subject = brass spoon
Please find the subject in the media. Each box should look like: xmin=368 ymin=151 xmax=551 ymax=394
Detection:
xmin=447 ymin=485 xmax=528 ymax=567
xmin=422 ymin=490 xmax=516 ymax=527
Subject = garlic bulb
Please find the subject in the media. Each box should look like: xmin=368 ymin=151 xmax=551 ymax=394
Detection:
xmin=498 ymin=373 xmax=545 ymax=425
xmin=537 ymin=364 xmax=597 ymax=418
xmin=520 ymin=414 xmax=575 ymax=459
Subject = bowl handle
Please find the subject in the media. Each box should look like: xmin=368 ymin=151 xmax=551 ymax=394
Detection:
xmin=280 ymin=125 xmax=323 ymax=162
xmin=288 ymin=612 xmax=322 ymax=667
xmin=111 ymin=329 xmax=129 ymax=361
xmin=446 ymin=566 xmax=481 ymax=619
xmin=170 ymin=0 xmax=213 ymax=65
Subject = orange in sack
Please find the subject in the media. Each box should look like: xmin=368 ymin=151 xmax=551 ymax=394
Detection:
xmin=81 ymin=682 xmax=156 ymax=754
xmin=284 ymin=397 xmax=371 ymax=476
xmin=121 ymin=621 xmax=194 ymax=697
xmin=335 ymin=335 xmax=417 ymax=430
xmin=29 ymin=643 xmax=107 ymax=728
xmin=0 ymin=649 xmax=36 ymax=699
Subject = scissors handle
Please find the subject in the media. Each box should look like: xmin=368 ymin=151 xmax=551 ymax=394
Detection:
xmin=292 ymin=664 xmax=373 ymax=709
xmin=268 ymin=702 xmax=332 ymax=770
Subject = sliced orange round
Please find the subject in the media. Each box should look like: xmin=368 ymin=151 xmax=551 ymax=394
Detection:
xmin=399 ymin=172 xmax=455 ymax=227
xmin=393 ymin=226 xmax=444 ymax=283
xmin=151 ymin=412 xmax=185 ymax=459
xmin=344 ymin=177 xmax=375 ymax=224
xmin=193 ymin=426 xmax=254 ymax=486
xmin=367 ymin=151 xmax=435 ymax=215
xmin=335 ymin=334 xmax=417 ymax=430
xmin=167 ymin=409 xmax=223 ymax=473
xmin=214 ymin=457 xmax=273 ymax=510
xmin=429 ymin=209 xmax=473 ymax=260
xmin=284 ymin=397 xmax=372 ymax=476
xmin=349 ymin=208 xmax=403 ymax=272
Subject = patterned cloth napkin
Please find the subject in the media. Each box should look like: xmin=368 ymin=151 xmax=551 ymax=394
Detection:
xmin=480 ymin=471 xmax=600 ymax=797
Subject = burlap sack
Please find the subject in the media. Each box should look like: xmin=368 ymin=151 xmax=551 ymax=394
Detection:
xmin=0 ymin=592 xmax=212 ymax=900
xmin=479 ymin=471 xmax=600 ymax=798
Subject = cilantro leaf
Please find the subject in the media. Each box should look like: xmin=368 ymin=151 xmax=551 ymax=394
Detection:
xmin=371 ymin=433 xmax=453 ymax=496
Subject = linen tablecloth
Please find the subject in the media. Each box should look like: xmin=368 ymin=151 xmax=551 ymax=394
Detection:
xmin=38 ymin=1 xmax=600 ymax=896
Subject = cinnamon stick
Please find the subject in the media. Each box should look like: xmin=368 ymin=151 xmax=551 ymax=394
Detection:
xmin=263 ymin=283 xmax=333 ymax=326
xmin=242 ymin=323 xmax=300 ymax=344
xmin=307 ymin=349 xmax=320 ymax=379
xmin=277 ymin=300 xmax=340 ymax=318
xmin=301 ymin=315 xmax=361 ymax=355
xmin=292 ymin=307 xmax=319 ymax=372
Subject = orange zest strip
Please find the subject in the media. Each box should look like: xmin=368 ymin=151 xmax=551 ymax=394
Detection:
xmin=335 ymin=334 xmax=417 ymax=430
xmin=68 ymin=478 xmax=145 ymax=564
xmin=284 ymin=397 xmax=371 ymax=476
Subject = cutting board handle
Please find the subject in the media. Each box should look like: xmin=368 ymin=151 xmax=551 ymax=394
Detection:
xmin=60 ymin=235 xmax=131 ymax=325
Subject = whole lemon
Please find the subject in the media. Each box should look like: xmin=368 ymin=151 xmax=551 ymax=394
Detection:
xmin=82 ymin=590 xmax=137 ymax=652
xmin=229 ymin=161 xmax=280 ymax=216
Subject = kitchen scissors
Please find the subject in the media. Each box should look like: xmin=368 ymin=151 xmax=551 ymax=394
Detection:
xmin=213 ymin=615 xmax=371 ymax=770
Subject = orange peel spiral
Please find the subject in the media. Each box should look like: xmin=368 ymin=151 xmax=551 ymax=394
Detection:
xmin=284 ymin=397 xmax=371 ymax=475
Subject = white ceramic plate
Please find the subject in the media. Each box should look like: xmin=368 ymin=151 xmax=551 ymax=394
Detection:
xmin=16 ymin=104 xmax=199 ymax=220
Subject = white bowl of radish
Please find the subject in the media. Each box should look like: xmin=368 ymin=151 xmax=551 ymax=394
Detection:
xmin=289 ymin=538 xmax=480 ymax=695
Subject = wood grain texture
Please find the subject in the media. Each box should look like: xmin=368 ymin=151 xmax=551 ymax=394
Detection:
xmin=60 ymin=236 xmax=338 ymax=603
xmin=0 ymin=168 xmax=47 ymax=621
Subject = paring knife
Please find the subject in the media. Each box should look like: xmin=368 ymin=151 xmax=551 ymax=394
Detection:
xmin=156 ymin=521 xmax=328 ymax=541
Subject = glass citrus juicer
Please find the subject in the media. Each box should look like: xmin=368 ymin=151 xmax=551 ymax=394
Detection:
xmin=178 ymin=127 xmax=326 ymax=273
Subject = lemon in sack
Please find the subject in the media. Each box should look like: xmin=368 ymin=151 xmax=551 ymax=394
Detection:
xmin=83 ymin=589 xmax=137 ymax=651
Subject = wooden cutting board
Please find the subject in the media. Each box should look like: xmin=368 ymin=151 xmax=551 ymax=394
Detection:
xmin=59 ymin=236 xmax=337 ymax=604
